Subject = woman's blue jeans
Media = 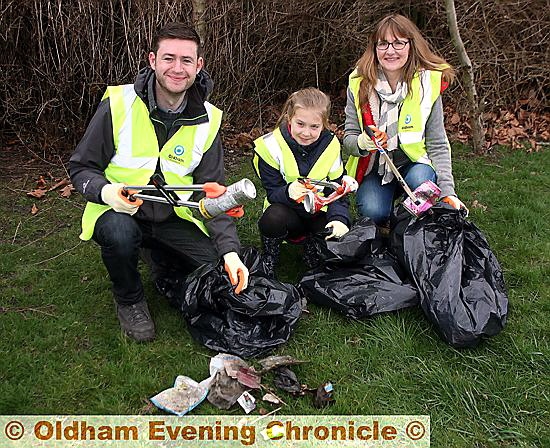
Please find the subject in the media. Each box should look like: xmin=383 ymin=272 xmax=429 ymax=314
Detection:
xmin=356 ymin=162 xmax=437 ymax=225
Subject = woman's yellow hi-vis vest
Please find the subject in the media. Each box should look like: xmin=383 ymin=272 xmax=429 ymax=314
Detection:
xmin=252 ymin=127 xmax=343 ymax=210
xmin=345 ymin=68 xmax=444 ymax=179
xmin=79 ymin=84 xmax=222 ymax=240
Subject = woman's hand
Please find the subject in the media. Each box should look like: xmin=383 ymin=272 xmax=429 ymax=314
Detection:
xmin=442 ymin=195 xmax=469 ymax=216
xmin=357 ymin=126 xmax=388 ymax=154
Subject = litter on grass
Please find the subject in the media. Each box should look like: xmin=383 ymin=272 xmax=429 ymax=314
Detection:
xmin=150 ymin=352 xmax=317 ymax=415
xmin=149 ymin=376 xmax=208 ymax=416
xmin=237 ymin=391 xmax=256 ymax=414
xmin=313 ymin=381 xmax=335 ymax=408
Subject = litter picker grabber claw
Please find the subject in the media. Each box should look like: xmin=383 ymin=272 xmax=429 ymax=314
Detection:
xmin=363 ymin=126 xmax=441 ymax=217
xmin=123 ymin=174 xmax=256 ymax=219
xmin=300 ymin=175 xmax=359 ymax=214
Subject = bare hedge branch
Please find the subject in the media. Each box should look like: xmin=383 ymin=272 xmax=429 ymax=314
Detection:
xmin=0 ymin=0 xmax=548 ymax=151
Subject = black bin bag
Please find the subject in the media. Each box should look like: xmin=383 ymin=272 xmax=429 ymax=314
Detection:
xmin=298 ymin=218 xmax=419 ymax=319
xmin=391 ymin=203 xmax=508 ymax=348
xmin=177 ymin=247 xmax=303 ymax=358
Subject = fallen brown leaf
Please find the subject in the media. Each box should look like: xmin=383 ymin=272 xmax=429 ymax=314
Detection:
xmin=27 ymin=189 xmax=47 ymax=199
xmin=471 ymin=200 xmax=487 ymax=211
xmin=31 ymin=204 xmax=39 ymax=215
xmin=60 ymin=184 xmax=75 ymax=198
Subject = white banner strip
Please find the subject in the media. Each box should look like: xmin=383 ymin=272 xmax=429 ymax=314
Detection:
xmin=1 ymin=415 xmax=429 ymax=447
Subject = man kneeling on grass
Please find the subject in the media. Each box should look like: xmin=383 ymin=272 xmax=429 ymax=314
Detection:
xmin=69 ymin=22 xmax=248 ymax=342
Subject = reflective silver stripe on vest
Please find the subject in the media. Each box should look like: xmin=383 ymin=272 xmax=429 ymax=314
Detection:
xmin=159 ymin=102 xmax=216 ymax=180
xmin=329 ymin=154 xmax=342 ymax=175
xmin=171 ymin=189 xmax=193 ymax=202
xmin=262 ymin=133 xmax=286 ymax=179
xmin=110 ymin=85 xmax=158 ymax=170
xmin=399 ymin=71 xmax=434 ymax=145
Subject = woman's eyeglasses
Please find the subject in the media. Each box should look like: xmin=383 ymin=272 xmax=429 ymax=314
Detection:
xmin=376 ymin=40 xmax=410 ymax=51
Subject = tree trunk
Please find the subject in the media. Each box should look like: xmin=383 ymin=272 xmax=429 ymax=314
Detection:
xmin=444 ymin=0 xmax=485 ymax=153
xmin=191 ymin=0 xmax=207 ymax=45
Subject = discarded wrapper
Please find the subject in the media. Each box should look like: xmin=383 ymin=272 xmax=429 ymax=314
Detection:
xmin=313 ymin=381 xmax=335 ymax=408
xmin=236 ymin=367 xmax=261 ymax=389
xmin=258 ymin=355 xmax=306 ymax=373
xmin=150 ymin=376 xmax=208 ymax=416
xmin=207 ymin=370 xmax=247 ymax=410
xmin=237 ymin=391 xmax=256 ymax=414
xmin=273 ymin=366 xmax=301 ymax=394
xmin=262 ymin=393 xmax=283 ymax=405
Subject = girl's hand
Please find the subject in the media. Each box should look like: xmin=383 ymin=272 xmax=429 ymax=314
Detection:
xmin=288 ymin=180 xmax=311 ymax=202
xmin=325 ymin=221 xmax=349 ymax=240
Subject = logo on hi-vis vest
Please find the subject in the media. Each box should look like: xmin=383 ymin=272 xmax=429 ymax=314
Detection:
xmin=173 ymin=145 xmax=185 ymax=156
xmin=404 ymin=114 xmax=412 ymax=124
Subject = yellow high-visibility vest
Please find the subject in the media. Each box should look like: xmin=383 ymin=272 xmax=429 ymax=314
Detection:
xmin=79 ymin=84 xmax=222 ymax=240
xmin=346 ymin=68 xmax=447 ymax=178
xmin=253 ymin=127 xmax=343 ymax=209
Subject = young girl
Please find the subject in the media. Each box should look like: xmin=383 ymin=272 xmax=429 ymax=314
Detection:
xmin=253 ymin=88 xmax=351 ymax=278
xmin=343 ymin=14 xmax=468 ymax=229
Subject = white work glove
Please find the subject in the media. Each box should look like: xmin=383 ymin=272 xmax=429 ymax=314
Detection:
xmin=442 ymin=195 xmax=469 ymax=217
xmin=288 ymin=180 xmax=311 ymax=202
xmin=325 ymin=221 xmax=349 ymax=240
xmin=357 ymin=126 xmax=388 ymax=154
xmin=341 ymin=175 xmax=359 ymax=192
xmin=223 ymin=251 xmax=249 ymax=294
xmin=101 ymin=183 xmax=140 ymax=215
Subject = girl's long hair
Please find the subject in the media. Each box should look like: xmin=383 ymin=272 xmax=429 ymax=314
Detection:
xmin=275 ymin=87 xmax=331 ymax=129
xmin=356 ymin=14 xmax=455 ymax=106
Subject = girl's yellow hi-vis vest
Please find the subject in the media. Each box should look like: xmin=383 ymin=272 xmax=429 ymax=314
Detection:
xmin=252 ymin=127 xmax=343 ymax=210
xmin=79 ymin=84 xmax=223 ymax=241
xmin=345 ymin=68 xmax=446 ymax=179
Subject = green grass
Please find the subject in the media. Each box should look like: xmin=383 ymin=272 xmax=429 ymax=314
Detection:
xmin=0 ymin=145 xmax=549 ymax=447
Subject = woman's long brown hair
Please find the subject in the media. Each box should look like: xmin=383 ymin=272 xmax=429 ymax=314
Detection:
xmin=356 ymin=14 xmax=455 ymax=107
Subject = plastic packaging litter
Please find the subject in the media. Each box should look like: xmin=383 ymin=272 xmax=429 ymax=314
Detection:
xmin=236 ymin=367 xmax=261 ymax=389
xmin=207 ymin=369 xmax=247 ymax=410
xmin=391 ymin=203 xmax=508 ymax=347
xmin=208 ymin=353 xmax=249 ymax=380
xmin=273 ymin=367 xmax=301 ymax=394
xmin=150 ymin=376 xmax=208 ymax=416
xmin=178 ymin=248 xmax=303 ymax=358
xmin=237 ymin=391 xmax=256 ymax=414
xmin=313 ymin=381 xmax=335 ymax=408
xmin=258 ymin=355 xmax=306 ymax=373
xmin=299 ymin=218 xmax=418 ymax=318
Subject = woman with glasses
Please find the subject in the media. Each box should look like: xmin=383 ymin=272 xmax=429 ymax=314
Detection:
xmin=343 ymin=14 xmax=467 ymax=232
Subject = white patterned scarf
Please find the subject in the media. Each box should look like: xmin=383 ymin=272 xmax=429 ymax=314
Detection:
xmin=372 ymin=70 xmax=408 ymax=184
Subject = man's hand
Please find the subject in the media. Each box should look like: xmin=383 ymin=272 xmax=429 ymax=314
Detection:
xmin=101 ymin=183 xmax=141 ymax=215
xmin=325 ymin=221 xmax=349 ymax=240
xmin=357 ymin=126 xmax=388 ymax=154
xmin=288 ymin=180 xmax=311 ymax=202
xmin=223 ymin=252 xmax=249 ymax=294
xmin=442 ymin=195 xmax=469 ymax=216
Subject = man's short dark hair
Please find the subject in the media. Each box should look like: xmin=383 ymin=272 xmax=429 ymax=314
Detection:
xmin=152 ymin=22 xmax=202 ymax=56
